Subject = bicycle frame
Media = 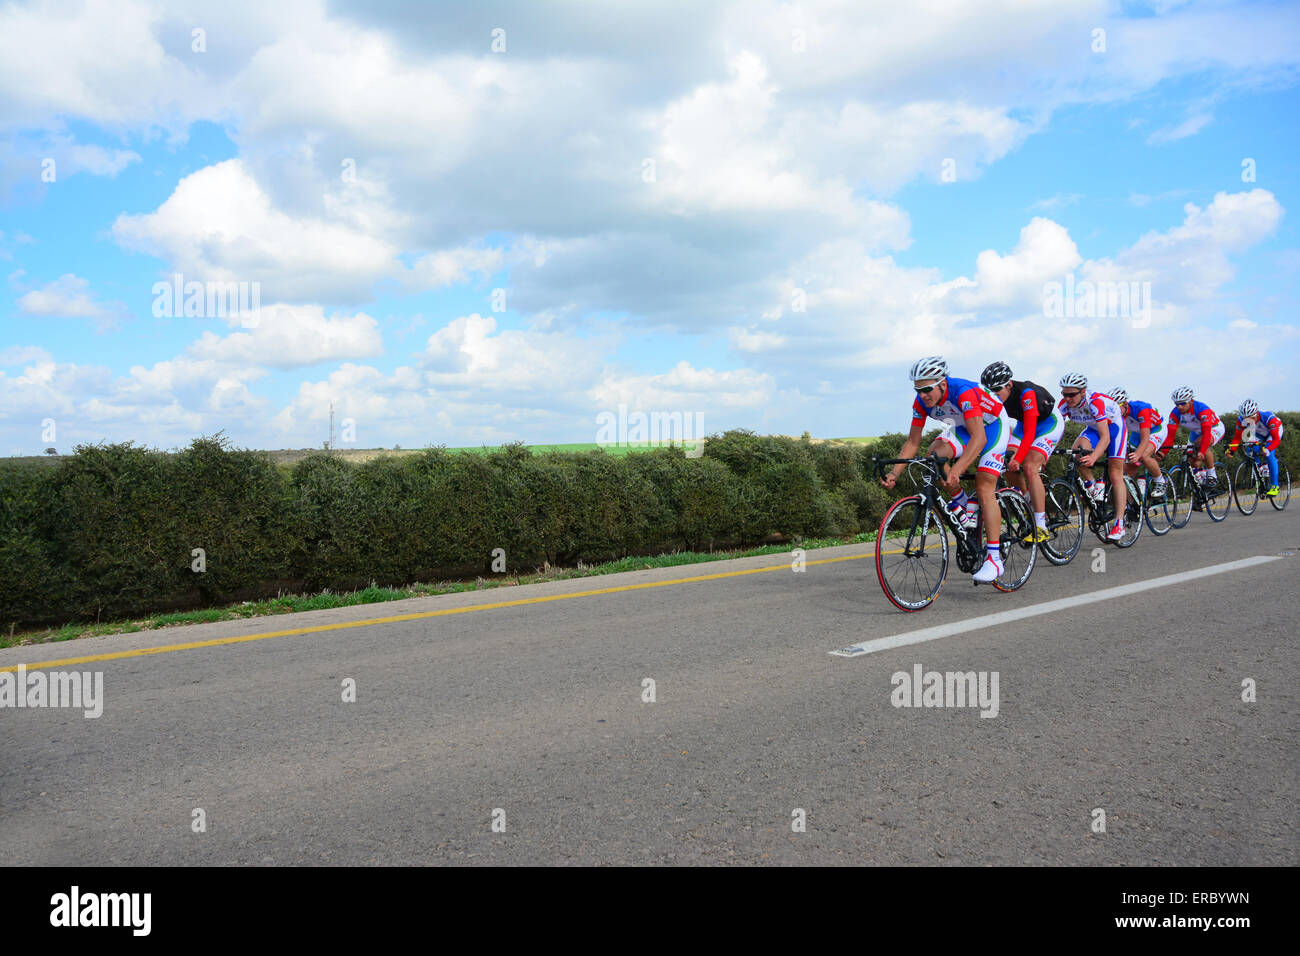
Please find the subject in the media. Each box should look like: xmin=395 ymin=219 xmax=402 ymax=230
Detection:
xmin=876 ymin=455 xmax=985 ymax=572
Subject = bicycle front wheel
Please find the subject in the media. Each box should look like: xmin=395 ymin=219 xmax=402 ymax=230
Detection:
xmin=1165 ymin=465 xmax=1193 ymax=529
xmin=1271 ymin=465 xmax=1290 ymax=511
xmin=1112 ymin=477 xmax=1143 ymax=548
xmin=1233 ymin=461 xmax=1260 ymax=515
xmin=876 ymin=495 xmax=951 ymax=611
xmin=991 ymin=488 xmax=1037 ymax=591
xmin=1142 ymin=474 xmax=1173 ymax=536
xmin=1205 ymin=463 xmax=1232 ymax=522
xmin=1040 ymin=478 xmax=1083 ymax=565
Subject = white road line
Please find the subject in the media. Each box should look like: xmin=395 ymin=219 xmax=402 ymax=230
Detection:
xmin=830 ymin=555 xmax=1282 ymax=658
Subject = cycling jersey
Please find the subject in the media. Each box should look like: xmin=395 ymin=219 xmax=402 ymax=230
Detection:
xmin=1124 ymin=400 xmax=1162 ymax=435
xmin=1124 ymin=400 xmax=1165 ymax=453
xmin=1061 ymin=391 xmax=1121 ymax=428
xmin=1001 ymin=380 xmax=1055 ymax=424
xmin=1230 ymin=410 xmax=1284 ymax=452
xmin=910 ymin=376 xmax=1005 ymax=429
xmin=1008 ymin=410 xmax=1065 ymax=463
xmin=998 ymin=380 xmax=1053 ymax=465
xmin=1160 ymin=400 xmax=1223 ymax=457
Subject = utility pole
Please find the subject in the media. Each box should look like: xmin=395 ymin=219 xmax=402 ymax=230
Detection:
xmin=329 ymin=402 xmax=335 ymax=451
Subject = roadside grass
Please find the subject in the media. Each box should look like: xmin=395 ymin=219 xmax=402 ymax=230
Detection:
xmin=3 ymin=529 xmax=887 ymax=649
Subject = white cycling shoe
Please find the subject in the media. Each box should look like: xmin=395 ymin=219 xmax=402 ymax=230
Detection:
xmin=972 ymin=554 xmax=1004 ymax=583
xmin=1105 ymin=523 xmax=1126 ymax=542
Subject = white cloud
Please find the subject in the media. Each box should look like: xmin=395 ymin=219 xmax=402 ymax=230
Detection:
xmin=112 ymin=160 xmax=398 ymax=303
xmin=589 ymin=360 xmax=775 ymax=411
xmin=16 ymin=274 xmax=122 ymax=328
xmin=0 ymin=345 xmax=53 ymax=366
xmin=185 ymin=304 xmax=384 ymax=367
xmin=1147 ymin=113 xmax=1212 ymax=144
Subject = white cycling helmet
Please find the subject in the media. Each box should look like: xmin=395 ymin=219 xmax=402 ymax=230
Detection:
xmin=909 ymin=355 xmax=948 ymax=382
xmin=1108 ymin=388 xmax=1128 ymax=405
xmin=1239 ymin=398 xmax=1259 ymax=418
xmin=1059 ymin=372 xmax=1088 ymax=390
xmin=1171 ymin=385 xmax=1194 ymax=403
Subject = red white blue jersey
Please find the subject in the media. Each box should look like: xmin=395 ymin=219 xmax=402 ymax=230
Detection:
xmin=1166 ymin=400 xmax=1221 ymax=436
xmin=910 ymin=376 xmax=1004 ymax=429
xmin=1231 ymin=410 xmax=1283 ymax=450
xmin=1061 ymin=391 xmax=1121 ymax=427
xmin=1124 ymin=400 xmax=1162 ymax=434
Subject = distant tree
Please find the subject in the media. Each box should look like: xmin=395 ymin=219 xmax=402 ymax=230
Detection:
xmin=44 ymin=447 xmax=57 ymax=456
xmin=394 ymin=444 xmax=401 ymax=451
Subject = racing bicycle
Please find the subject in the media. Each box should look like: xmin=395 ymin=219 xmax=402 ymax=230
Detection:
xmin=1231 ymin=441 xmax=1291 ymax=514
xmin=1163 ymin=443 xmax=1232 ymax=527
xmin=872 ymin=455 xmax=1036 ymax=611
xmin=1038 ymin=448 xmax=1145 ymax=562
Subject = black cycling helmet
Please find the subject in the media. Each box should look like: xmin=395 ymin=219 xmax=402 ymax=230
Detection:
xmin=980 ymin=361 xmax=1013 ymax=391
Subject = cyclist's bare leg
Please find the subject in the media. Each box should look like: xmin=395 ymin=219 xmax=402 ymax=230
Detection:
xmin=974 ymin=471 xmax=1001 ymax=540
xmin=1004 ymin=445 xmax=1031 ymax=503
xmin=1072 ymin=434 xmax=1096 ymax=483
xmin=1022 ymin=448 xmax=1048 ymax=516
xmin=1108 ymin=455 xmax=1127 ymax=523
xmin=1139 ymin=446 xmax=1163 ymax=482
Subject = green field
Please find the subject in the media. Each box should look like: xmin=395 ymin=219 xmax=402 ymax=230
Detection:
xmin=3 ymin=435 xmax=880 ymax=469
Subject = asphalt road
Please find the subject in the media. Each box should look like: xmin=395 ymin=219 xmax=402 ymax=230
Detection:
xmin=3 ymin=504 xmax=1297 ymax=865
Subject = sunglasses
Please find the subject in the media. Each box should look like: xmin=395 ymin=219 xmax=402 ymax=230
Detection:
xmin=1061 ymin=390 xmax=1082 ymax=398
xmin=914 ymin=383 xmax=941 ymax=395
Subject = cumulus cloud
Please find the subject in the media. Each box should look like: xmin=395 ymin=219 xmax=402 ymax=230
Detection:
xmin=15 ymin=274 xmax=124 ymax=329
xmin=185 ymin=304 xmax=384 ymax=367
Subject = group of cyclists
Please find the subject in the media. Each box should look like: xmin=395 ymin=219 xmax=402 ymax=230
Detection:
xmin=880 ymin=356 xmax=1287 ymax=584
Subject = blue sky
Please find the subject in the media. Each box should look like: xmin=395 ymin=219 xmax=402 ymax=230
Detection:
xmin=1 ymin=0 xmax=1297 ymax=454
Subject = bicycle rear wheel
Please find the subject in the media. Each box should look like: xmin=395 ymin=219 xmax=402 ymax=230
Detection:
xmin=1271 ymin=465 xmax=1291 ymax=511
xmin=1165 ymin=465 xmax=1193 ymax=529
xmin=1233 ymin=461 xmax=1260 ymax=515
xmin=1205 ymin=463 xmax=1232 ymax=522
xmin=876 ymin=495 xmax=951 ymax=611
xmin=1040 ymin=478 xmax=1083 ymax=565
xmin=991 ymin=488 xmax=1036 ymax=591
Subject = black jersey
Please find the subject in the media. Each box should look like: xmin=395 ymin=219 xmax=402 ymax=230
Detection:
xmin=1003 ymin=380 xmax=1055 ymax=423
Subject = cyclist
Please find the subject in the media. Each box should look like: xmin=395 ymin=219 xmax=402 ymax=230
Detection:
xmin=1226 ymin=399 xmax=1284 ymax=497
xmin=1059 ymin=372 xmax=1129 ymax=542
xmin=981 ymin=361 xmax=1062 ymax=543
xmin=881 ymin=355 xmax=1010 ymax=583
xmin=1157 ymin=387 xmax=1224 ymax=493
xmin=1108 ymin=388 xmax=1167 ymax=502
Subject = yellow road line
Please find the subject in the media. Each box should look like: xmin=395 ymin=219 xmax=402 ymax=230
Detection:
xmin=3 ymin=550 xmax=884 ymax=672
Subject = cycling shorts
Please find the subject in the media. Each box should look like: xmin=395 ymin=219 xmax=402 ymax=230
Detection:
xmin=1080 ymin=419 xmax=1128 ymax=460
xmin=935 ymin=414 xmax=1010 ymax=476
xmin=1008 ymin=411 xmax=1065 ymax=461
xmin=1127 ymin=422 xmax=1165 ymax=454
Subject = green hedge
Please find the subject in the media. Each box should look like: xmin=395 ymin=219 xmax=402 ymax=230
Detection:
xmin=5 ymin=416 xmax=1294 ymax=628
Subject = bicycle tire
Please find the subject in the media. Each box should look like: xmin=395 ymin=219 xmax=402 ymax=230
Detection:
xmin=991 ymin=488 xmax=1036 ymax=591
xmin=1270 ymin=465 xmax=1290 ymax=511
xmin=1233 ymin=460 xmax=1260 ymax=515
xmin=1141 ymin=474 xmax=1173 ymax=535
xmin=1099 ymin=476 xmax=1142 ymax=548
xmin=1205 ymin=462 xmax=1232 ymax=522
xmin=1165 ymin=465 xmax=1193 ymax=529
xmin=1040 ymin=478 xmax=1083 ymax=565
xmin=876 ymin=495 xmax=950 ymax=612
